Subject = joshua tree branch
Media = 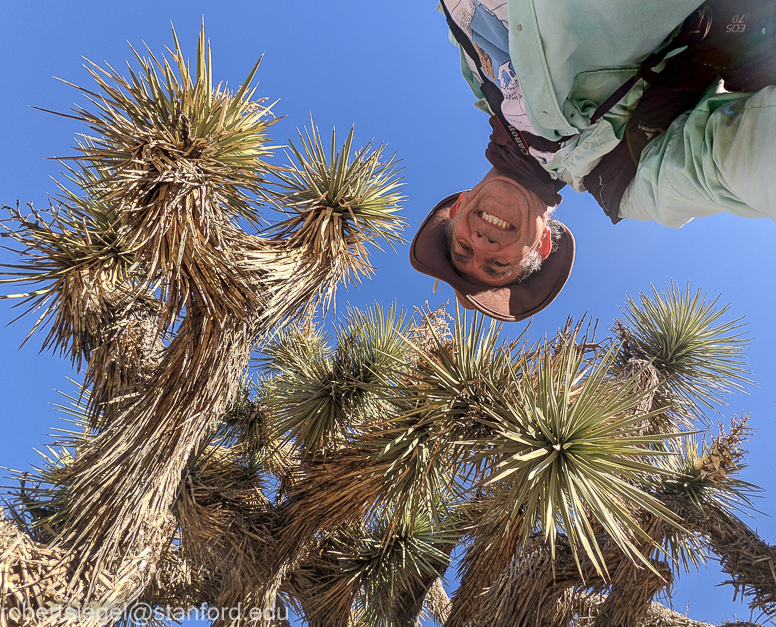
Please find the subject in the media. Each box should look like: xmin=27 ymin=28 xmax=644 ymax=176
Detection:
xmin=461 ymin=534 xmax=765 ymax=627
xmin=571 ymin=592 xmax=743 ymax=627
xmin=389 ymin=542 xmax=455 ymax=627
xmin=425 ymin=578 xmax=451 ymax=626
xmin=660 ymin=495 xmax=776 ymax=618
xmin=591 ymin=561 xmax=673 ymax=627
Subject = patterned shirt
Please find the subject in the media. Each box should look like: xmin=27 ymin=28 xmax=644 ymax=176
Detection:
xmin=445 ymin=0 xmax=538 ymax=134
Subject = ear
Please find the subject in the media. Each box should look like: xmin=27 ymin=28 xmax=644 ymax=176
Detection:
xmin=449 ymin=192 xmax=466 ymax=219
xmin=536 ymin=225 xmax=552 ymax=259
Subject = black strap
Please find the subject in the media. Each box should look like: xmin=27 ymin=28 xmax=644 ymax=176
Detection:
xmin=439 ymin=0 xmax=532 ymax=154
xmin=589 ymin=6 xmax=712 ymax=124
xmin=586 ymin=0 xmax=776 ymax=224
xmin=439 ymin=0 xmax=561 ymax=176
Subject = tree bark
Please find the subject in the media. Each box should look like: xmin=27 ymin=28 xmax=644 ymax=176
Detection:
xmin=592 ymin=561 xmax=673 ymax=627
xmin=390 ymin=544 xmax=455 ymax=627
xmin=661 ymin=495 xmax=776 ymax=618
xmin=426 ymin=578 xmax=451 ymax=625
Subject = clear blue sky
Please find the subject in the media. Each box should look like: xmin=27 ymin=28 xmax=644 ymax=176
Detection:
xmin=1 ymin=1 xmax=775 ymax=625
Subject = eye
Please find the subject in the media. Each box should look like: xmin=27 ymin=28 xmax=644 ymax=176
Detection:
xmin=483 ymin=266 xmax=506 ymax=279
xmin=457 ymin=240 xmax=473 ymax=253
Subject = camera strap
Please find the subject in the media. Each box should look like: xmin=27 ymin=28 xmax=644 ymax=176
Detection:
xmin=439 ymin=0 xmax=565 ymax=196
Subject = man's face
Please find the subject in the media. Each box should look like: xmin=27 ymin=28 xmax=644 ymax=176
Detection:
xmin=448 ymin=172 xmax=548 ymax=287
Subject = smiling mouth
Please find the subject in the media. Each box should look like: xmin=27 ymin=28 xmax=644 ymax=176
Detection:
xmin=479 ymin=211 xmax=514 ymax=230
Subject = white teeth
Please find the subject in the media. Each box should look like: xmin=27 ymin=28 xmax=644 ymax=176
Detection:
xmin=481 ymin=211 xmax=512 ymax=229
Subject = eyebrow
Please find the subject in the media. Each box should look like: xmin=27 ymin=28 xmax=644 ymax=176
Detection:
xmin=483 ymin=266 xmax=513 ymax=279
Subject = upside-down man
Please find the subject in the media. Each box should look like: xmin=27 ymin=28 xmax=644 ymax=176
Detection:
xmin=411 ymin=0 xmax=776 ymax=320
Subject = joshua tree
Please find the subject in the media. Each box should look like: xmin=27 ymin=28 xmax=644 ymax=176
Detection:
xmin=1 ymin=25 xmax=775 ymax=627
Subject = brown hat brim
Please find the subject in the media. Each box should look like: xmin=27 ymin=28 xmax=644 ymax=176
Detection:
xmin=410 ymin=192 xmax=575 ymax=322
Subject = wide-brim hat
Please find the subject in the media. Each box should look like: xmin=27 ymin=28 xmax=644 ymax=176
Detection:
xmin=410 ymin=192 xmax=575 ymax=322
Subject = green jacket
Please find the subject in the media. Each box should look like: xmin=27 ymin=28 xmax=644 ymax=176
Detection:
xmin=445 ymin=0 xmax=776 ymax=227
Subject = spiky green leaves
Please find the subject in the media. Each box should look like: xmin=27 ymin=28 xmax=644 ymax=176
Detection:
xmin=0 ymin=195 xmax=137 ymax=366
xmin=2 ymin=23 xmax=281 ymax=356
xmin=333 ymin=511 xmax=453 ymax=627
xmin=358 ymin=310 xmax=520 ymax=521
xmin=648 ymin=415 xmax=758 ymax=513
xmin=70 ymin=23 xmax=277 ymax=225
xmin=214 ymin=377 xmax=292 ymax=474
xmin=337 ymin=304 xmax=411 ymax=391
xmin=270 ymin=120 xmax=406 ymax=284
xmin=618 ymin=283 xmax=751 ymax=410
xmin=403 ymin=307 xmax=515 ymax=420
xmin=640 ymin=417 xmax=760 ymax=575
xmin=265 ymin=304 xmax=410 ymax=458
xmin=47 ymin=23 xmax=284 ymax=330
xmin=476 ymin=330 xmax=678 ymax=574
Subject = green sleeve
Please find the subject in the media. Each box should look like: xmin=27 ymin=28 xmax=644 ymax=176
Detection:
xmin=620 ymin=88 xmax=776 ymax=226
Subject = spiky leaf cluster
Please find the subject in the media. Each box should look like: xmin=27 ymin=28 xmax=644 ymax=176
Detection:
xmin=0 ymin=184 xmax=135 ymax=367
xmin=646 ymin=418 xmax=759 ymax=514
xmin=264 ymin=304 xmax=410 ymax=458
xmin=269 ymin=120 xmax=406 ymax=285
xmin=333 ymin=510 xmax=454 ymax=627
xmin=68 ymin=24 xmax=277 ymax=224
xmin=617 ymin=283 xmax=751 ymax=411
xmin=473 ymin=332 xmax=679 ymax=574
xmin=0 ymin=23 xmax=281 ymax=363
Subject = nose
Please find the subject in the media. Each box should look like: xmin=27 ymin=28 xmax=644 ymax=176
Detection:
xmin=471 ymin=230 xmax=499 ymax=250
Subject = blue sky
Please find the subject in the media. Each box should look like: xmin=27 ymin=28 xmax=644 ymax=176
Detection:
xmin=1 ymin=1 xmax=775 ymax=625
